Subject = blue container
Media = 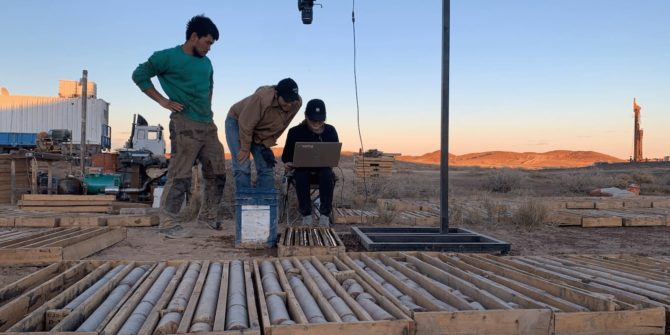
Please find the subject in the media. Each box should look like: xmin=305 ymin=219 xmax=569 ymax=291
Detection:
xmin=235 ymin=187 xmax=278 ymax=248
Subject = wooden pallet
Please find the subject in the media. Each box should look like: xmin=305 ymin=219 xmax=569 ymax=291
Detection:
xmin=550 ymin=207 xmax=670 ymax=227
xmin=0 ymin=205 xmax=158 ymax=228
xmin=253 ymin=256 xmax=413 ymax=335
xmin=377 ymin=199 xmax=439 ymax=212
xmin=0 ymin=227 xmax=126 ymax=265
xmin=0 ymin=260 xmax=260 ymax=335
xmin=345 ymin=252 xmax=666 ymax=335
xmin=354 ymin=154 xmax=395 ymax=178
xmin=333 ymin=208 xmax=379 ymax=224
xmin=278 ymin=227 xmax=345 ymax=257
xmin=18 ymin=194 xmax=115 ymax=213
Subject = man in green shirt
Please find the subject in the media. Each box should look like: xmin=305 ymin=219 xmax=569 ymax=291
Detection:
xmin=132 ymin=15 xmax=226 ymax=238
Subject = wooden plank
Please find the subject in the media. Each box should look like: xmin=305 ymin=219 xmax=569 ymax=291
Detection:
xmin=20 ymin=200 xmax=113 ymax=206
xmin=212 ymin=261 xmax=230 ymax=331
xmin=463 ymin=255 xmax=616 ymax=311
xmin=594 ymin=200 xmax=624 ymax=210
xmin=14 ymin=216 xmax=59 ymax=227
xmin=0 ymin=248 xmax=62 ymax=266
xmin=6 ymin=262 xmax=112 ymax=332
xmin=582 ymin=216 xmax=622 ymax=228
xmin=42 ymin=228 xmax=110 ymax=247
xmin=1 ymin=228 xmax=80 ymax=248
xmin=266 ymin=319 xmax=411 ymax=335
xmin=20 ymin=205 xmax=112 ymax=213
xmin=244 ymin=261 xmax=261 ymax=331
xmin=565 ymin=201 xmax=595 ymax=209
xmin=623 ymin=199 xmax=654 ymax=208
xmin=60 ymin=216 xmax=107 ymax=227
xmin=0 ymin=263 xmax=61 ymax=307
xmin=0 ymin=217 xmax=15 ymax=227
xmin=62 ymin=227 xmax=126 ymax=260
xmin=602 ymin=210 xmax=665 ymax=226
xmin=21 ymin=194 xmax=116 ymax=201
xmin=0 ymin=229 xmax=64 ymax=248
xmin=21 ymin=228 xmax=97 ymax=248
xmin=553 ymin=307 xmax=665 ymax=335
xmin=548 ymin=210 xmax=582 ymax=226
xmin=413 ymin=309 xmax=552 ymax=335
xmin=0 ymin=262 xmax=88 ymax=331
xmin=106 ymin=215 xmax=159 ymax=227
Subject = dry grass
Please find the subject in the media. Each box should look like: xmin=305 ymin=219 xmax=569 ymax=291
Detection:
xmin=481 ymin=169 xmax=527 ymax=193
xmin=513 ymin=199 xmax=548 ymax=229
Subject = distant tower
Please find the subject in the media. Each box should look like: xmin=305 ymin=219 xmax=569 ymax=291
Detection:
xmin=633 ymin=98 xmax=643 ymax=162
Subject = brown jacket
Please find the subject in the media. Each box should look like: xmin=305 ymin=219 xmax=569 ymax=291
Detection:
xmin=228 ymin=85 xmax=302 ymax=151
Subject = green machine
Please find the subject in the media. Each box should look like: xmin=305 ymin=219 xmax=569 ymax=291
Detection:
xmin=83 ymin=173 xmax=121 ymax=195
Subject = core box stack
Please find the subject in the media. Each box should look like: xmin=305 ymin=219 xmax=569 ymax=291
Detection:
xmin=0 ymin=260 xmax=259 ymax=334
xmin=253 ymin=256 xmax=412 ymax=335
xmin=354 ymin=154 xmax=394 ymax=178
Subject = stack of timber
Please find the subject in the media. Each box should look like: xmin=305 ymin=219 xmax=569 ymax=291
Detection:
xmin=0 ymin=154 xmax=30 ymax=205
xmin=19 ymin=194 xmax=115 ymax=213
xmin=0 ymin=206 xmax=158 ymax=228
xmin=0 ymin=260 xmax=260 ymax=335
xmin=0 ymin=227 xmax=126 ymax=265
xmin=354 ymin=153 xmax=397 ymax=178
xmin=548 ymin=196 xmax=670 ymax=227
xmin=333 ymin=208 xmax=379 ymax=224
xmin=253 ymin=256 xmax=412 ymax=335
xmin=278 ymin=227 xmax=345 ymax=257
xmin=344 ymin=252 xmax=666 ymax=335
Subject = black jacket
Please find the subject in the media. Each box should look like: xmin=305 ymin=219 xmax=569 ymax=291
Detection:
xmin=281 ymin=121 xmax=339 ymax=163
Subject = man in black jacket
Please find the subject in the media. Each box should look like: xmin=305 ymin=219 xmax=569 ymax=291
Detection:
xmin=281 ymin=99 xmax=339 ymax=226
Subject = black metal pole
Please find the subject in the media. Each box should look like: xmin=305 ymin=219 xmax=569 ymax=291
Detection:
xmin=440 ymin=0 xmax=450 ymax=233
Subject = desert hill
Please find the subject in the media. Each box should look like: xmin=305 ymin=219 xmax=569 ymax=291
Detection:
xmin=397 ymin=150 xmax=624 ymax=168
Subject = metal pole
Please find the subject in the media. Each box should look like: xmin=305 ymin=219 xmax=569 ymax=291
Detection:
xmin=80 ymin=70 xmax=88 ymax=177
xmin=440 ymin=0 xmax=450 ymax=233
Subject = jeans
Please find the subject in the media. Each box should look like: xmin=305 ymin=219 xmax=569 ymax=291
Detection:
xmin=293 ymin=168 xmax=335 ymax=216
xmin=225 ymin=116 xmax=275 ymax=190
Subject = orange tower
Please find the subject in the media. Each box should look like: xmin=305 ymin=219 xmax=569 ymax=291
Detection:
xmin=633 ymin=98 xmax=643 ymax=162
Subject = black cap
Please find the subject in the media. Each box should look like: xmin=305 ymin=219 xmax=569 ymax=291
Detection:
xmin=276 ymin=78 xmax=299 ymax=102
xmin=305 ymin=99 xmax=326 ymax=121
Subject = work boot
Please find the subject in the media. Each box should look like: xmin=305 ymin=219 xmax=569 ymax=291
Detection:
xmin=318 ymin=214 xmax=330 ymax=227
xmin=159 ymin=224 xmax=193 ymax=239
xmin=301 ymin=215 xmax=313 ymax=226
xmin=159 ymin=210 xmax=193 ymax=238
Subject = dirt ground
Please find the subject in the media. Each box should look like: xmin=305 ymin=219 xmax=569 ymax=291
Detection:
xmin=2 ymin=159 xmax=670 ymax=286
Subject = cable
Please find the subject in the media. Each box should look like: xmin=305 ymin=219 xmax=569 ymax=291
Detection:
xmin=352 ymin=0 xmax=369 ymax=222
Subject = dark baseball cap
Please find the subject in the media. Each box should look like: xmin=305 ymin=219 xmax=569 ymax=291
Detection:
xmin=305 ymin=99 xmax=326 ymax=121
xmin=276 ymin=78 xmax=299 ymax=102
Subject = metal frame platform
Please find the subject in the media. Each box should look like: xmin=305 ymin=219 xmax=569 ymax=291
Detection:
xmin=351 ymin=227 xmax=511 ymax=254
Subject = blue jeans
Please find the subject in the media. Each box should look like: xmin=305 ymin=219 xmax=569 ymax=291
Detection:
xmin=225 ymin=116 xmax=275 ymax=190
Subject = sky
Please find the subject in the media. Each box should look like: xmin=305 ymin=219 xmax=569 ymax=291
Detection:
xmin=1 ymin=0 xmax=669 ymax=159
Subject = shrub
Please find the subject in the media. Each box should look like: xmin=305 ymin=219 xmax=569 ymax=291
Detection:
xmin=513 ymin=199 xmax=548 ymax=229
xmin=482 ymin=169 xmax=525 ymax=193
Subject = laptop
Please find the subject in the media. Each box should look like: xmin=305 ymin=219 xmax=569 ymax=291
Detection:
xmin=292 ymin=142 xmax=342 ymax=168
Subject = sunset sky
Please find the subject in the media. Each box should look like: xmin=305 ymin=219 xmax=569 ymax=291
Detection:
xmin=1 ymin=1 xmax=668 ymax=159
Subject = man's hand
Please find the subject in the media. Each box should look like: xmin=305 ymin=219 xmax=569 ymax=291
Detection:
xmin=237 ymin=150 xmax=250 ymax=162
xmin=160 ymin=99 xmax=184 ymax=113
xmin=284 ymin=162 xmax=294 ymax=173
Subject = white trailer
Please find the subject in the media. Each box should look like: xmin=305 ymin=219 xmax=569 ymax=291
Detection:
xmin=0 ymin=95 xmax=111 ymax=151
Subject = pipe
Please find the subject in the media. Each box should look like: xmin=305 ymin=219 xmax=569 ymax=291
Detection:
xmin=118 ymin=266 xmax=176 ymax=335
xmin=226 ymin=261 xmax=248 ymax=330
xmin=190 ymin=262 xmax=223 ymax=332
xmin=154 ymin=262 xmax=202 ymax=335
xmin=77 ymin=266 xmax=149 ymax=332
xmin=282 ymin=260 xmax=326 ymax=324
xmin=65 ymin=264 xmax=125 ymax=310
xmin=302 ymin=260 xmax=357 ymax=322
xmin=260 ymin=261 xmax=291 ymax=325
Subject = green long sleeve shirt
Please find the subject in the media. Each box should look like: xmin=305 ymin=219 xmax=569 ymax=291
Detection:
xmin=132 ymin=45 xmax=214 ymax=123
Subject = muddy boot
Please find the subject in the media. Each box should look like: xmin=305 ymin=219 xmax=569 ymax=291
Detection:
xmin=159 ymin=210 xmax=193 ymax=238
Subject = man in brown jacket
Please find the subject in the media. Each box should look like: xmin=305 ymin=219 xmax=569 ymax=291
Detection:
xmin=225 ymin=78 xmax=302 ymax=190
